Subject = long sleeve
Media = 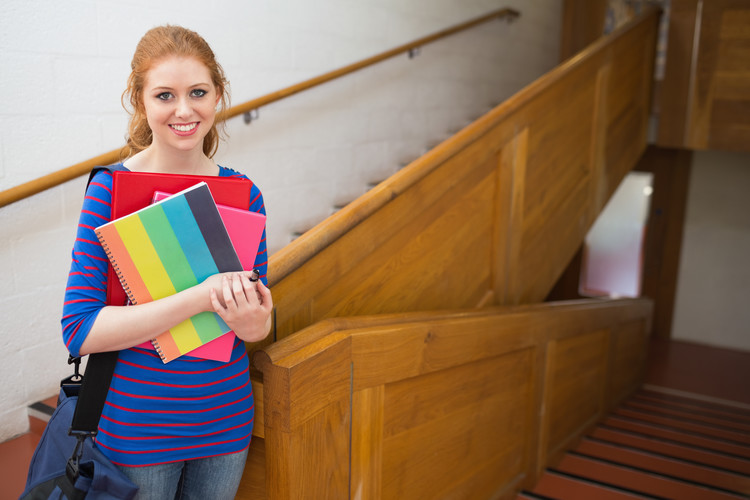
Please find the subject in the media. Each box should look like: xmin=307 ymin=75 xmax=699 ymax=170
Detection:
xmin=61 ymin=170 xmax=114 ymax=357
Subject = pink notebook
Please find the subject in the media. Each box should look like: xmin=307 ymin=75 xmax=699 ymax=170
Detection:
xmin=135 ymin=191 xmax=267 ymax=362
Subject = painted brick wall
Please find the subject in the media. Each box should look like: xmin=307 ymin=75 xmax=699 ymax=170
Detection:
xmin=0 ymin=0 xmax=561 ymax=441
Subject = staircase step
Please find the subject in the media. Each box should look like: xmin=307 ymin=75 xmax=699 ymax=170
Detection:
xmin=589 ymin=427 xmax=750 ymax=476
xmin=531 ymin=470 xmax=655 ymax=499
xmin=612 ymin=407 xmax=750 ymax=445
xmin=624 ymin=398 xmax=750 ymax=431
xmin=602 ymin=415 xmax=750 ymax=459
xmin=559 ymin=451 xmax=746 ymax=499
xmin=576 ymin=437 xmax=750 ymax=494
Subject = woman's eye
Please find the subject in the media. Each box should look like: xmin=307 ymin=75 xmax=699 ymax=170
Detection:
xmin=191 ymin=89 xmax=207 ymax=98
xmin=156 ymin=92 xmax=173 ymax=101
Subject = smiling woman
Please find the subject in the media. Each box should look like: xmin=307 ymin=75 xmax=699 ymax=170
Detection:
xmin=59 ymin=25 xmax=272 ymax=499
xmin=122 ymin=26 xmax=230 ymax=165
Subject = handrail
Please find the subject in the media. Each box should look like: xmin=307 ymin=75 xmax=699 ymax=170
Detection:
xmin=0 ymin=7 xmax=519 ymax=209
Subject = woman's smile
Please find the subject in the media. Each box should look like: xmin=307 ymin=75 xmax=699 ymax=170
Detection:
xmin=170 ymin=122 xmax=199 ymax=135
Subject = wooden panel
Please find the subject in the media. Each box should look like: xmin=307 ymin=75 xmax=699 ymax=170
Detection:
xmin=236 ymin=436 xmax=267 ymax=500
xmin=660 ymin=0 xmax=750 ymax=150
xmin=351 ymin=386 xmax=384 ymax=499
xmin=514 ymin=60 xmax=596 ymax=303
xmin=608 ymin=320 xmax=649 ymax=406
xmin=251 ymin=376 xmax=264 ymax=438
xmin=495 ymin=129 xmax=527 ymax=304
xmin=252 ymin=299 xmax=653 ymax=500
xmin=350 ymin=316 xmax=537 ymax=391
xmin=380 ymin=350 xmax=534 ymax=500
xmin=603 ymin=19 xmax=656 ymax=195
xmin=544 ymin=330 xmax=609 ymax=460
xmin=657 ymin=0 xmax=699 ymax=147
xmin=272 ymin=141 xmax=498 ymax=340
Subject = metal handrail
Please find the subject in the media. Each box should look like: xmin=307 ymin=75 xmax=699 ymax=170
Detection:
xmin=0 ymin=8 xmax=519 ymax=209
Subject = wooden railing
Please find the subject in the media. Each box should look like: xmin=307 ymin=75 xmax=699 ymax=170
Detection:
xmin=241 ymin=298 xmax=653 ymax=498
xmin=234 ymin=7 xmax=660 ymax=499
xmin=265 ymin=7 xmax=660 ymax=341
xmin=0 ymin=8 xmax=519 ymax=209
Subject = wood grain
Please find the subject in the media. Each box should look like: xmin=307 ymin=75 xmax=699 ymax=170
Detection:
xmin=252 ymin=298 xmax=652 ymax=499
xmin=269 ymin=9 xmax=660 ymax=341
xmin=658 ymin=0 xmax=750 ymax=150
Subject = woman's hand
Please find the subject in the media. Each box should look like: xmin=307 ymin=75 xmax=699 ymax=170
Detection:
xmin=208 ymin=272 xmax=273 ymax=343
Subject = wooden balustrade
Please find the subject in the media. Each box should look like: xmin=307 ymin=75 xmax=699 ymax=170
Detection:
xmin=234 ymin=8 xmax=661 ymax=498
xmin=265 ymin=7 xmax=660 ymax=341
xmin=241 ymin=298 xmax=652 ymax=498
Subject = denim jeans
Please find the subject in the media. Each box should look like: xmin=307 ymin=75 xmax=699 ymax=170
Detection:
xmin=116 ymin=448 xmax=249 ymax=500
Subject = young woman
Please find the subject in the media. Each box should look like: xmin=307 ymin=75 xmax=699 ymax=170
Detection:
xmin=61 ymin=25 xmax=272 ymax=499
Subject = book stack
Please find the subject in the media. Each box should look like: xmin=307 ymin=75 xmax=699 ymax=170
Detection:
xmin=96 ymin=172 xmax=265 ymax=363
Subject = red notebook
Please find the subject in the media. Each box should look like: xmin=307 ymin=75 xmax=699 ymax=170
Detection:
xmin=108 ymin=171 xmax=252 ymax=361
xmin=108 ymin=170 xmax=252 ymax=308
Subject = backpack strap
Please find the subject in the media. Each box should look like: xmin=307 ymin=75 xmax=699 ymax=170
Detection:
xmin=85 ymin=163 xmax=129 ymax=190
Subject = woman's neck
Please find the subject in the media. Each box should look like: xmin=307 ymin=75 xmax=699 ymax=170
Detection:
xmin=124 ymin=145 xmax=218 ymax=176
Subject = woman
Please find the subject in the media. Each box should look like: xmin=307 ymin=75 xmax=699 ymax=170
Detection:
xmin=61 ymin=25 xmax=272 ymax=499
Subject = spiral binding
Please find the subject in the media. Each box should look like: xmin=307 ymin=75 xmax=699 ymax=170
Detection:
xmin=95 ymin=230 xmax=139 ymax=305
xmin=152 ymin=341 xmax=167 ymax=362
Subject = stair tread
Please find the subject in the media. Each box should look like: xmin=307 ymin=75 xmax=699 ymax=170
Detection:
xmin=588 ymin=427 xmax=750 ymax=476
xmin=603 ymin=415 xmax=750 ymax=459
xmin=532 ymin=470 xmax=653 ymax=499
xmin=613 ymin=407 xmax=750 ymax=445
xmin=559 ymin=452 xmax=746 ymax=499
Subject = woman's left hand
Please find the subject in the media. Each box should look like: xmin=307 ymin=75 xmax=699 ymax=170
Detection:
xmin=209 ymin=273 xmax=273 ymax=343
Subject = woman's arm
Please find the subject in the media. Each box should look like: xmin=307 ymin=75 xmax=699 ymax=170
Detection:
xmin=79 ymin=270 xmax=269 ymax=355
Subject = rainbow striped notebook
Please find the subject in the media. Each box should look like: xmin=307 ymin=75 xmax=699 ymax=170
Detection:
xmin=95 ymin=182 xmax=242 ymax=363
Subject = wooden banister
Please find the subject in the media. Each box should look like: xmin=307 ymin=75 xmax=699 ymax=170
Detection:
xmin=268 ymin=6 xmax=660 ymax=286
xmin=251 ymin=297 xmax=654 ymax=497
xmin=0 ymin=7 xmax=519 ymax=209
xmin=261 ymin=6 xmax=660 ymax=345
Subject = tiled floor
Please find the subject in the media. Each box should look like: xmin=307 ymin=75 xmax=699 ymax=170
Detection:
xmin=4 ymin=339 xmax=750 ymax=499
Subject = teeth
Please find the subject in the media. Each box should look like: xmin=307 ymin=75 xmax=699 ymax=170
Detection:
xmin=171 ymin=123 xmax=197 ymax=132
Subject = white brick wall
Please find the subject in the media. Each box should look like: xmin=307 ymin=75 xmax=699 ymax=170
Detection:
xmin=0 ymin=0 xmax=562 ymax=441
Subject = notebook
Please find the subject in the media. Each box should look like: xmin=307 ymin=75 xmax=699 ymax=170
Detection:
xmin=143 ymin=190 xmax=267 ymax=362
xmin=107 ymin=170 xmax=252 ymax=309
xmin=96 ymin=182 xmax=242 ymax=363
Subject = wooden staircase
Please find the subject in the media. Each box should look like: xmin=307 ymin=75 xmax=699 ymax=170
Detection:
xmin=519 ymin=389 xmax=750 ymax=499
xmin=236 ymin=8 xmax=664 ymax=499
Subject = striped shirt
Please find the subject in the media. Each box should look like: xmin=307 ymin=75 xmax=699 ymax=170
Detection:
xmin=61 ymin=164 xmax=268 ymax=467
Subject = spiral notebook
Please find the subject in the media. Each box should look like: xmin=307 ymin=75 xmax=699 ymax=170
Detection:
xmin=95 ymin=182 xmax=242 ymax=363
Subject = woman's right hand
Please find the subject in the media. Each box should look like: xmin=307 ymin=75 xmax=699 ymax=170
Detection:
xmin=202 ymin=271 xmax=273 ymax=343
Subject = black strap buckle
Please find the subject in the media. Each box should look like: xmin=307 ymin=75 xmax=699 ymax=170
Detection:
xmin=65 ymin=433 xmax=87 ymax=483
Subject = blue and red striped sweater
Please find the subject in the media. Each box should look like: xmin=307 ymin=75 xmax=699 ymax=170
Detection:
xmin=61 ymin=164 xmax=267 ymax=467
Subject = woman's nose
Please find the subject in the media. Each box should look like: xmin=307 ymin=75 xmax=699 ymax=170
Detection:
xmin=174 ymin=98 xmax=191 ymax=118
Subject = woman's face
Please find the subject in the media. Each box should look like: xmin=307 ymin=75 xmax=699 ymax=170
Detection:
xmin=142 ymin=56 xmax=219 ymax=155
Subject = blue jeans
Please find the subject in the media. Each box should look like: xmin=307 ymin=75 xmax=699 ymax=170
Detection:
xmin=116 ymin=449 xmax=249 ymax=500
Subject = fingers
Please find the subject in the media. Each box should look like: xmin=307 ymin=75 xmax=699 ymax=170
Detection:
xmin=207 ymin=272 xmax=273 ymax=343
xmin=209 ymin=272 xmax=271 ymax=313
xmin=256 ymin=280 xmax=273 ymax=309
